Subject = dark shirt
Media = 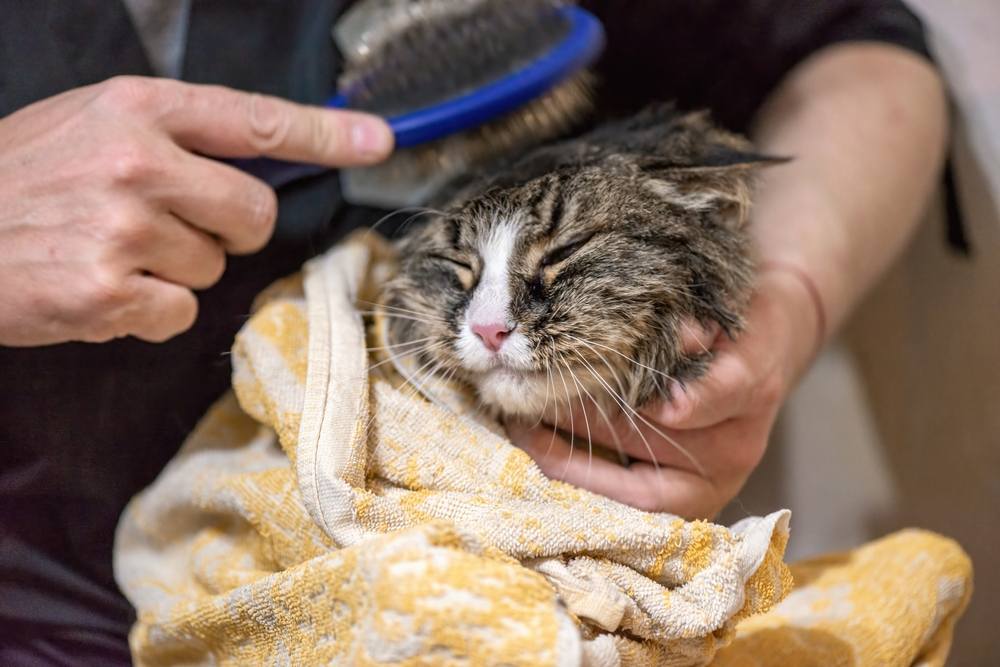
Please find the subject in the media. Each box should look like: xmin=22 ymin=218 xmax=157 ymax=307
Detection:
xmin=0 ymin=1 xmax=930 ymax=664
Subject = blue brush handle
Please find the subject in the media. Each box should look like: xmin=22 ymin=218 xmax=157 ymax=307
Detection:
xmin=233 ymin=6 xmax=604 ymax=188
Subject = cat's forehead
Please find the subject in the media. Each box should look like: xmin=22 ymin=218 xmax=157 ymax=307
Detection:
xmin=449 ymin=169 xmax=634 ymax=246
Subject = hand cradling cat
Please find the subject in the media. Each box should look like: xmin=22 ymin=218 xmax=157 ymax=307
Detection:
xmin=115 ymin=104 xmax=972 ymax=667
xmin=381 ymin=105 xmax=776 ymax=464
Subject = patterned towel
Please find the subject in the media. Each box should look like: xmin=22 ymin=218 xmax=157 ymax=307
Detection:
xmin=114 ymin=233 xmax=971 ymax=666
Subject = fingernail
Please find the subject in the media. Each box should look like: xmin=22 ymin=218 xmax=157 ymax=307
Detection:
xmin=350 ymin=117 xmax=393 ymax=158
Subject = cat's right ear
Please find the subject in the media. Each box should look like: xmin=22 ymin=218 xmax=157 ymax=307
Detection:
xmin=638 ymin=148 xmax=790 ymax=229
xmin=637 ymin=149 xmax=790 ymax=174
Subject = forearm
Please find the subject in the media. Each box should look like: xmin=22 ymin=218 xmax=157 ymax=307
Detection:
xmin=749 ymin=43 xmax=948 ymax=357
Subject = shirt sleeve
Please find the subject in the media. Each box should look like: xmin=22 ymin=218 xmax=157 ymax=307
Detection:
xmin=580 ymin=0 xmax=933 ymax=131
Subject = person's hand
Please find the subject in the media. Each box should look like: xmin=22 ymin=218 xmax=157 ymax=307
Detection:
xmin=509 ymin=268 xmax=821 ymax=519
xmin=0 ymin=76 xmax=393 ymax=346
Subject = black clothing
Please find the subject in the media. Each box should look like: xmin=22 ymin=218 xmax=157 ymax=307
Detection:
xmin=582 ymin=0 xmax=930 ymax=133
xmin=0 ymin=1 xmax=931 ymax=663
xmin=0 ymin=1 xmax=351 ymax=661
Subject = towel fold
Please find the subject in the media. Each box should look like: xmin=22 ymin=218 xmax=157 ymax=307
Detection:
xmin=114 ymin=232 xmax=971 ymax=666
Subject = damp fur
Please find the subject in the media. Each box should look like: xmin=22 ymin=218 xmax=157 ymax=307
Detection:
xmin=380 ymin=104 xmax=780 ymax=421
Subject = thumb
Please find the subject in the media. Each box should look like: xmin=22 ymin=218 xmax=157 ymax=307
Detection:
xmin=647 ymin=351 xmax=753 ymax=429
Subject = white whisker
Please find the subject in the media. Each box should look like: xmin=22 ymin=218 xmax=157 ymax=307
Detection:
xmin=357 ymin=300 xmax=449 ymax=322
xmin=363 ymin=206 xmax=442 ymax=238
xmin=368 ymin=340 xmax=445 ymax=372
xmin=528 ymin=364 xmax=554 ymax=431
xmin=560 ymin=358 xmax=592 ymax=485
xmin=680 ymin=320 xmax=712 ymax=355
xmin=365 ymin=336 xmax=436 ymax=353
xmin=565 ymin=357 xmax=626 ymax=466
xmin=389 ymin=349 xmax=452 ymax=414
xmin=553 ymin=351 xmax=575 ymax=482
xmin=571 ymin=349 xmax=705 ymax=477
xmin=543 ymin=345 xmax=562 ymax=462
xmin=568 ymin=335 xmax=631 ymax=407
xmin=355 ymin=310 xmax=447 ymax=325
xmin=571 ymin=349 xmax=664 ymax=478
xmin=565 ymin=333 xmax=678 ymax=385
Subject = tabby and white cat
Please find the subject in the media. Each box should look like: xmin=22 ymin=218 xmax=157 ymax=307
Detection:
xmin=380 ymin=104 xmax=776 ymax=422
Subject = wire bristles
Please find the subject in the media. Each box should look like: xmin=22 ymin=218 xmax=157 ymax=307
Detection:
xmin=341 ymin=71 xmax=595 ymax=207
xmin=341 ymin=0 xmax=572 ymax=115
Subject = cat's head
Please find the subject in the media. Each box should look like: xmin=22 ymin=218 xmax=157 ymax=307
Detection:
xmin=381 ymin=106 xmax=778 ymax=418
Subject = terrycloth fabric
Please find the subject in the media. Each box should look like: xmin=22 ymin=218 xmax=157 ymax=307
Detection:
xmin=114 ymin=233 xmax=972 ymax=666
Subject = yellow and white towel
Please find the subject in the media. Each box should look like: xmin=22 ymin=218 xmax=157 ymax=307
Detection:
xmin=114 ymin=233 xmax=972 ymax=666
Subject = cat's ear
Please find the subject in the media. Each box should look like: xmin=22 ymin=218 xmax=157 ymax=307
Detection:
xmin=638 ymin=146 xmax=789 ymax=229
xmin=636 ymin=148 xmax=789 ymax=174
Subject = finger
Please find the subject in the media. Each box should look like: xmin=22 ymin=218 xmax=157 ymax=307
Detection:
xmin=678 ymin=318 xmax=720 ymax=356
xmin=648 ymin=350 xmax=755 ymax=429
xmin=89 ymin=274 xmax=198 ymax=343
xmin=158 ymin=82 xmax=394 ymax=165
xmin=125 ymin=275 xmax=199 ymax=342
xmin=544 ymin=399 xmax=709 ymax=472
xmin=509 ymin=422 xmax=720 ymax=519
xmin=136 ymin=213 xmax=226 ymax=290
xmin=157 ymin=151 xmax=277 ymax=254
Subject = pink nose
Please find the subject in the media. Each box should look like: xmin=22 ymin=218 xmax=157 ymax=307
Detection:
xmin=471 ymin=322 xmax=511 ymax=352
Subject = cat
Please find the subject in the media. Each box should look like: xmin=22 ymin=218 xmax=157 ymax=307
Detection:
xmin=379 ymin=104 xmax=778 ymax=423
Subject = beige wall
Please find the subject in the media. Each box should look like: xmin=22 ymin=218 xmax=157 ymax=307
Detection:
xmin=867 ymin=9 xmax=1000 ymax=661
xmin=726 ymin=158 xmax=999 ymax=664
xmin=846 ymin=147 xmax=999 ymax=666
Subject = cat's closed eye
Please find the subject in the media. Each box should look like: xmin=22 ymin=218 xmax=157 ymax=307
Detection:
xmin=428 ymin=253 xmax=474 ymax=273
xmin=541 ymin=234 xmax=593 ymax=268
xmin=427 ymin=252 xmax=476 ymax=289
xmin=383 ymin=103 xmax=763 ymax=421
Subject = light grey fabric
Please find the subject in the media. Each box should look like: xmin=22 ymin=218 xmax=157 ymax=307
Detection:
xmin=906 ymin=0 xmax=1000 ymax=228
xmin=122 ymin=0 xmax=191 ymax=78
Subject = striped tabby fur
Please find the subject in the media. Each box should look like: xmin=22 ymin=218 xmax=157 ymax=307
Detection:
xmin=381 ymin=104 xmax=777 ymax=418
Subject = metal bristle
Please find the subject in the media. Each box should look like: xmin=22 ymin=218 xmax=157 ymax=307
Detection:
xmin=336 ymin=0 xmax=498 ymax=63
xmin=341 ymin=71 xmax=595 ymax=207
xmin=341 ymin=0 xmax=571 ymax=115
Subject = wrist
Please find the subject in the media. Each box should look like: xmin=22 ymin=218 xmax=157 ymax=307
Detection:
xmin=754 ymin=262 xmax=826 ymax=386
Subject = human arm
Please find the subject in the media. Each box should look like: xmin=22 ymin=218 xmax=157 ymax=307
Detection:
xmin=513 ymin=43 xmax=948 ymax=518
xmin=0 ymin=77 xmax=393 ymax=347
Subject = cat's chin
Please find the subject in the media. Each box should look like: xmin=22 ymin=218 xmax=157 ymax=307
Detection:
xmin=473 ymin=367 xmax=566 ymax=418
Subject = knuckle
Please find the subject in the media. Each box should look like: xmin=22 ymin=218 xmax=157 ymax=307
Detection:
xmin=84 ymin=269 xmax=133 ymax=311
xmin=89 ymin=318 xmax=131 ymax=343
xmin=205 ymin=245 xmax=227 ymax=284
xmin=172 ymin=292 xmax=199 ymax=335
xmin=99 ymin=76 xmax=160 ymax=115
xmin=137 ymin=290 xmax=198 ymax=343
xmin=150 ymin=312 xmax=195 ymax=342
xmin=183 ymin=296 xmax=199 ymax=330
xmin=246 ymin=93 xmax=291 ymax=153
xmin=308 ymin=110 xmax=340 ymax=154
xmin=243 ymin=185 xmax=278 ymax=250
xmin=101 ymin=209 xmax=149 ymax=252
xmin=106 ymin=144 xmax=161 ymax=185
xmin=195 ymin=245 xmax=227 ymax=288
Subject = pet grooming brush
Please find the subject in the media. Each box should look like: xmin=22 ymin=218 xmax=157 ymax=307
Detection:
xmin=237 ymin=0 xmax=605 ymax=207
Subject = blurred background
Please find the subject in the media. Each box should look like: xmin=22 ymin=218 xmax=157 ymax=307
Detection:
xmin=723 ymin=2 xmax=999 ymax=664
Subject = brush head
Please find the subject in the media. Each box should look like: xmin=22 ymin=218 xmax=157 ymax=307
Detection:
xmin=341 ymin=72 xmax=595 ymax=208
xmin=336 ymin=0 xmax=601 ymax=207
xmin=340 ymin=0 xmax=572 ymax=116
